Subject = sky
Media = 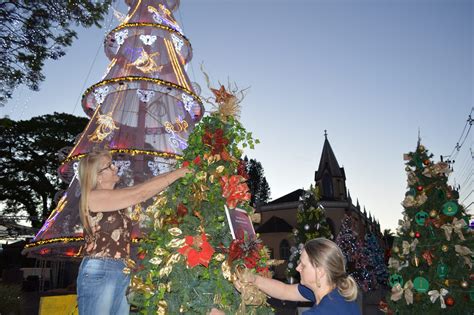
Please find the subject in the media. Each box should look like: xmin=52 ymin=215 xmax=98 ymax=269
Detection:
xmin=1 ymin=0 xmax=472 ymax=232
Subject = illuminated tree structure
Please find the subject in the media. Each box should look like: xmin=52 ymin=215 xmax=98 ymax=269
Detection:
xmin=23 ymin=0 xmax=204 ymax=258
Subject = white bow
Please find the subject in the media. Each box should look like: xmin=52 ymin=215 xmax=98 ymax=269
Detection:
xmin=428 ymin=288 xmax=449 ymax=309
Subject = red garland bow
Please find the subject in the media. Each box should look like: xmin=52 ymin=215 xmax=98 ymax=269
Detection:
xmin=220 ymin=175 xmax=251 ymax=209
xmin=178 ymin=234 xmax=215 ymax=268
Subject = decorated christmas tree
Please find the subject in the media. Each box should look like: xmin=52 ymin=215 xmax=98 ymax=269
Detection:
xmin=336 ymin=214 xmax=371 ymax=292
xmin=384 ymin=143 xmax=474 ymax=313
xmin=23 ymin=0 xmax=204 ymax=258
xmin=287 ymin=185 xmax=332 ymax=279
xmin=362 ymin=231 xmax=389 ymax=291
xmin=130 ymin=79 xmax=276 ymax=314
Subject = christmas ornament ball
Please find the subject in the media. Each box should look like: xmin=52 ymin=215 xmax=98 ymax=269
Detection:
xmin=419 ymin=144 xmax=425 ymax=152
xmin=461 ymin=281 xmax=469 ymax=289
xmin=442 ymin=245 xmax=449 ymax=252
xmin=393 ymin=246 xmax=400 ymax=254
xmin=445 ymin=296 xmax=455 ymax=307
xmin=423 ymin=159 xmax=431 ymax=165
xmin=409 ymin=231 xmax=415 ymax=238
xmin=470 ymin=273 xmax=474 ymax=281
xmin=429 ymin=209 xmax=438 ymax=218
xmin=304 ymin=224 xmax=310 ymax=230
xmin=415 ymin=232 xmax=421 ymax=238
xmin=417 ymin=186 xmax=423 ymax=191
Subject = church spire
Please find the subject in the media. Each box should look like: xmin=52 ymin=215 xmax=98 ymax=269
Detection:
xmin=314 ymin=133 xmax=344 ymax=181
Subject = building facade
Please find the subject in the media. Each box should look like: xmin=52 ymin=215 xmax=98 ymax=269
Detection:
xmin=256 ymin=135 xmax=383 ymax=279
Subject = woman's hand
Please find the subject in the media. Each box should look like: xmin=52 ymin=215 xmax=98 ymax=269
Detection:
xmin=208 ymin=308 xmax=225 ymax=315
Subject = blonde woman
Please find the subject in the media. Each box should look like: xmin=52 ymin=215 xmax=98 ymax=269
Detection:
xmin=76 ymin=150 xmax=190 ymax=315
xmin=235 ymin=238 xmax=361 ymax=315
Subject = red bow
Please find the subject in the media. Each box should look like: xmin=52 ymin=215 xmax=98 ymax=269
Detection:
xmin=178 ymin=234 xmax=215 ymax=268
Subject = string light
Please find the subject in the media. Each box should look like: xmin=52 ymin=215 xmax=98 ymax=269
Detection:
xmin=61 ymin=149 xmax=183 ymax=165
xmin=82 ymin=76 xmax=202 ymax=107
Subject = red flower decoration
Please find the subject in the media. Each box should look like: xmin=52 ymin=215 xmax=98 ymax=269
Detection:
xmin=220 ymin=175 xmax=251 ymax=209
xmin=203 ymin=128 xmax=229 ymax=155
xmin=178 ymin=234 xmax=215 ymax=268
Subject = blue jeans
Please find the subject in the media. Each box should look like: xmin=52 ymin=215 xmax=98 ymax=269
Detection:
xmin=77 ymin=257 xmax=130 ymax=315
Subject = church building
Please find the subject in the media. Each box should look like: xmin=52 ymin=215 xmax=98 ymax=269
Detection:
xmin=256 ymin=134 xmax=383 ymax=279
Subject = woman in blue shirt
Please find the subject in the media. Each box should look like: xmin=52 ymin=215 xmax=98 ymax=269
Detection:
xmin=235 ymin=238 xmax=361 ymax=315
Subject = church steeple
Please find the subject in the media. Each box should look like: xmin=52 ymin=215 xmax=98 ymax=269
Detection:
xmin=314 ymin=132 xmax=347 ymax=201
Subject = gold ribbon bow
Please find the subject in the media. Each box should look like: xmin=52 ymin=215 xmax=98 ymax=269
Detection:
xmin=428 ymin=288 xmax=448 ymax=309
xmin=455 ymin=245 xmax=473 ymax=269
xmin=402 ymin=239 xmax=418 ymax=255
xmin=440 ymin=218 xmax=466 ymax=241
xmin=388 ymin=258 xmax=408 ymax=271
xmin=233 ymin=267 xmax=268 ymax=315
xmin=391 ymin=280 xmax=414 ymax=305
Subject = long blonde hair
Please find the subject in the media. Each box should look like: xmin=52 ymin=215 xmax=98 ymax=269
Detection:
xmin=78 ymin=150 xmax=111 ymax=236
xmin=304 ymin=238 xmax=358 ymax=301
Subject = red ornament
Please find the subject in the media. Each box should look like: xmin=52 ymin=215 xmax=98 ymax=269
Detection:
xmin=445 ymin=296 xmax=455 ymax=307
xmin=178 ymin=234 xmax=215 ymax=268
xmin=423 ymin=160 xmax=431 ymax=165
xmin=417 ymin=186 xmax=423 ymax=191
xmin=469 ymin=273 xmax=474 ymax=281
xmin=415 ymin=232 xmax=421 ymax=238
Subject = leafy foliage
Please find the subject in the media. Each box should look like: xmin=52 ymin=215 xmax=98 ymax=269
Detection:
xmin=132 ymin=114 xmax=273 ymax=314
xmin=0 ymin=0 xmax=112 ymax=105
xmin=386 ymin=144 xmax=474 ymax=313
xmin=0 ymin=112 xmax=88 ymax=226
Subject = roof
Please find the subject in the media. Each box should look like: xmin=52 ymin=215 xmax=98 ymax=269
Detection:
xmin=256 ymin=216 xmax=293 ymax=233
xmin=314 ymin=138 xmax=345 ymax=181
xmin=266 ymin=189 xmax=304 ymax=205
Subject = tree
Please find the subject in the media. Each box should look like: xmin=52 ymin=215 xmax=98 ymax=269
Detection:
xmin=132 ymin=104 xmax=274 ymax=314
xmin=386 ymin=143 xmax=474 ymax=313
xmin=286 ymin=185 xmax=332 ymax=279
xmin=0 ymin=113 xmax=88 ymax=227
xmin=244 ymin=156 xmax=271 ymax=206
xmin=335 ymin=214 xmax=371 ymax=292
xmin=0 ymin=0 xmax=112 ymax=106
xmin=363 ymin=231 xmax=388 ymax=290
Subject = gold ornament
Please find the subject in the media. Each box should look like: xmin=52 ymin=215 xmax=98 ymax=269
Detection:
xmin=409 ymin=231 xmax=415 ymax=238
xmin=214 ymin=253 xmax=225 ymax=262
xmin=441 ymin=245 xmax=449 ymax=252
xmin=444 ymin=279 xmax=450 ymax=287
xmin=157 ymin=300 xmax=168 ymax=315
xmin=89 ymin=113 xmax=119 ymax=142
xmin=221 ymin=261 xmax=232 ymax=281
xmin=412 ymin=256 xmax=420 ymax=267
xmin=168 ymin=227 xmax=183 ymax=236
xmin=393 ymin=246 xmax=400 ymax=254
xmin=167 ymin=238 xmax=185 ymax=248
xmin=430 ymin=210 xmax=438 ymax=218
xmin=460 ymin=281 xmax=469 ymax=289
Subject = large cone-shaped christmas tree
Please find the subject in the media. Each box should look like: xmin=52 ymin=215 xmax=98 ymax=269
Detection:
xmin=23 ymin=0 xmax=204 ymax=258
xmin=130 ymin=80 xmax=276 ymax=314
xmin=384 ymin=143 xmax=474 ymax=314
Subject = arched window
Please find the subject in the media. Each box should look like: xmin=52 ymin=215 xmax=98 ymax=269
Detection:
xmin=279 ymin=239 xmax=291 ymax=260
xmin=322 ymin=173 xmax=333 ymax=199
